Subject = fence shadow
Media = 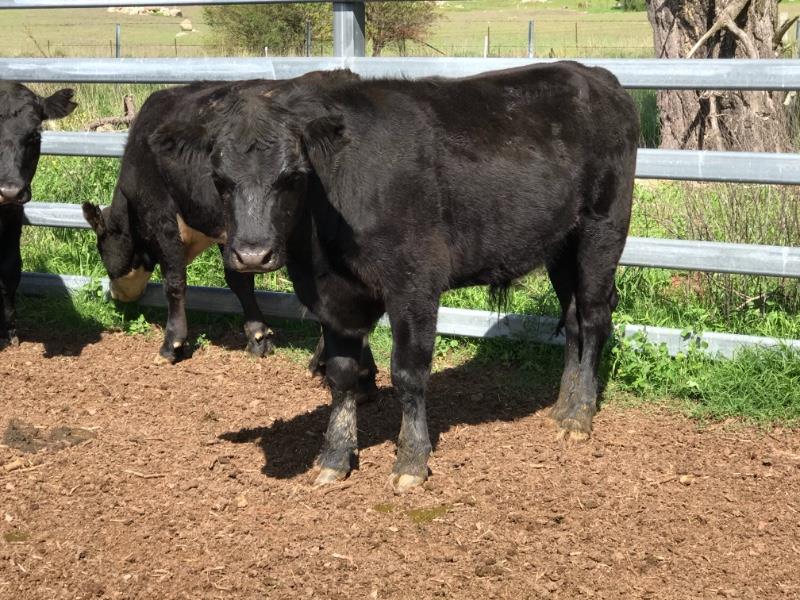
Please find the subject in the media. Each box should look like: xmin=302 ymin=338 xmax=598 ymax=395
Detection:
xmin=220 ymin=334 xmax=577 ymax=481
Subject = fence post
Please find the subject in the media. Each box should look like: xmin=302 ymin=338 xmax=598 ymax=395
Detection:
xmin=333 ymin=0 xmax=365 ymax=57
xmin=115 ymin=23 xmax=121 ymax=58
xmin=484 ymin=26 xmax=490 ymax=58
xmin=795 ymin=19 xmax=800 ymax=58
xmin=305 ymin=19 xmax=312 ymax=57
xmin=527 ymin=20 xmax=534 ymax=58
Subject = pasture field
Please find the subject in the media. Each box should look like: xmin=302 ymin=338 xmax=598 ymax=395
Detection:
xmin=4 ymin=3 xmax=651 ymax=58
xmin=2 ymin=331 xmax=800 ymax=598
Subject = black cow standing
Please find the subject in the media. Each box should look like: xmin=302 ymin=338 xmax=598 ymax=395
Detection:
xmin=0 ymin=82 xmax=77 ymax=347
xmin=157 ymin=63 xmax=639 ymax=491
xmin=82 ymin=80 xmax=277 ymax=364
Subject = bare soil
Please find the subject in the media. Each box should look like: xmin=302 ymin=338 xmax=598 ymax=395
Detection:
xmin=2 ymin=330 xmax=800 ymax=599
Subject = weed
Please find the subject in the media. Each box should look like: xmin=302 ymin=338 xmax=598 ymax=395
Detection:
xmin=124 ymin=314 xmax=151 ymax=336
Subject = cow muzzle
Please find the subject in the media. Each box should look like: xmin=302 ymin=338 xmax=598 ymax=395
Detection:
xmin=110 ymin=267 xmax=153 ymax=302
xmin=0 ymin=183 xmax=29 ymax=205
xmin=228 ymin=243 xmax=281 ymax=273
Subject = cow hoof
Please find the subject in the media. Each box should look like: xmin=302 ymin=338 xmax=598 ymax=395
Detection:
xmin=313 ymin=467 xmax=348 ymax=487
xmin=0 ymin=335 xmax=19 ymax=349
xmin=246 ymin=334 xmax=273 ymax=358
xmin=153 ymin=353 xmax=172 ymax=365
xmin=389 ymin=473 xmax=426 ymax=494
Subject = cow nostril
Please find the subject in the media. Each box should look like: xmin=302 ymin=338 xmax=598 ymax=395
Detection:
xmin=232 ymin=247 xmax=247 ymax=266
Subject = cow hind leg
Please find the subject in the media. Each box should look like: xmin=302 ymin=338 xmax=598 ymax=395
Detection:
xmin=554 ymin=219 xmax=623 ymax=441
xmin=314 ymin=327 xmax=364 ymax=486
xmin=546 ymin=242 xmax=581 ymax=428
xmin=220 ymin=247 xmax=273 ymax=357
xmin=386 ymin=294 xmax=439 ymax=493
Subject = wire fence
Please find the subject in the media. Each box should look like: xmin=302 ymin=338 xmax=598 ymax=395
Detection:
xmin=0 ymin=41 xmax=655 ymax=58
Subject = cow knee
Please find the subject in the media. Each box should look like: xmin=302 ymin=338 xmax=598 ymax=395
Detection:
xmin=325 ymin=355 xmax=360 ymax=393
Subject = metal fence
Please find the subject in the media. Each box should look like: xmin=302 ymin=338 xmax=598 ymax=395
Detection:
xmin=2 ymin=0 xmax=800 ymax=358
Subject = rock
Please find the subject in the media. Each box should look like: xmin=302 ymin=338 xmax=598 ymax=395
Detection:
xmin=180 ymin=19 xmax=193 ymax=32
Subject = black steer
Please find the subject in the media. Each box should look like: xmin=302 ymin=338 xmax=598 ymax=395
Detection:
xmin=1 ymin=82 xmax=77 ymax=347
xmin=82 ymin=80 xmax=278 ymax=363
xmin=83 ymin=72 xmax=378 ymax=377
xmin=161 ymin=63 xmax=639 ymax=491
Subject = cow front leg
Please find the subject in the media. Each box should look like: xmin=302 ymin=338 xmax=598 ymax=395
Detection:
xmin=386 ymin=296 xmax=438 ymax=493
xmin=221 ymin=251 xmax=273 ymax=357
xmin=156 ymin=264 xmax=188 ymax=364
xmin=0 ymin=246 xmax=21 ymax=348
xmin=314 ymin=327 xmax=363 ymax=486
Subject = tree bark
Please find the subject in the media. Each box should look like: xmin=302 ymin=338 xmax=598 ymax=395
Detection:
xmin=646 ymin=0 xmax=793 ymax=152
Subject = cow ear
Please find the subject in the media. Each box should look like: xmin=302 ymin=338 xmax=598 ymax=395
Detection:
xmin=82 ymin=202 xmax=105 ymax=236
xmin=302 ymin=114 xmax=348 ymax=166
xmin=42 ymin=88 xmax=77 ymax=120
xmin=149 ymin=121 xmax=212 ymax=166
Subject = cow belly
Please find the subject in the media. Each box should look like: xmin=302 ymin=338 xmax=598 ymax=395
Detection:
xmin=177 ymin=214 xmax=226 ymax=264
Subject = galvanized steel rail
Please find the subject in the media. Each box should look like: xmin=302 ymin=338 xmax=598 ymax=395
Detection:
xmin=20 ymin=273 xmax=800 ymax=359
xmin=3 ymin=57 xmax=800 ymax=90
xmin=38 ymin=131 xmax=800 ymax=186
xmin=22 ymin=202 xmax=800 ymax=279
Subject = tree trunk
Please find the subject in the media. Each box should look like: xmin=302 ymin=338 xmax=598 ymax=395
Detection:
xmin=646 ymin=0 xmax=793 ymax=152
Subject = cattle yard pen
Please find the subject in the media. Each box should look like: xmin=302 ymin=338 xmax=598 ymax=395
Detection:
xmin=1 ymin=0 xmax=800 ymax=359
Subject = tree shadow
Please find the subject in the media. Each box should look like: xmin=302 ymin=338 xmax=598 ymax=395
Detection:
xmin=220 ymin=334 xmax=572 ymax=481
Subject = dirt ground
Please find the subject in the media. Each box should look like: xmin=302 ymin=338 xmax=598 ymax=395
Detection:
xmin=2 ymin=329 xmax=800 ymax=600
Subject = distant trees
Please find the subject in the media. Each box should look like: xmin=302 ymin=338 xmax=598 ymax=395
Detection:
xmin=204 ymin=2 xmax=440 ymax=57
xmin=366 ymin=2 xmax=440 ymax=56
xmin=203 ymin=4 xmax=331 ymax=55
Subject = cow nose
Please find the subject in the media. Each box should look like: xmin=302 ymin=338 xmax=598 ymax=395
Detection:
xmin=0 ymin=184 xmax=23 ymax=201
xmin=231 ymin=245 xmax=273 ymax=271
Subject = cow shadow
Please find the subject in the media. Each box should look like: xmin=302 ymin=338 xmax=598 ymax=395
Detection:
xmin=220 ymin=330 xmax=590 ymax=481
xmin=14 ymin=278 xmax=104 ymax=357
xmin=188 ymin=312 xmax=322 ymax=359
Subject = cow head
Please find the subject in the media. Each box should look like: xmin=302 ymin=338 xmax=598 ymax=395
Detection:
xmin=148 ymin=72 xmax=356 ymax=274
xmin=0 ymin=83 xmax=77 ymax=206
xmin=82 ymin=199 xmax=155 ymax=302
xmin=149 ymin=92 xmax=313 ymax=273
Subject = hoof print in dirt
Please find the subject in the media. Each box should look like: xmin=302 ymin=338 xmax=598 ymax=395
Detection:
xmin=3 ymin=418 xmax=96 ymax=454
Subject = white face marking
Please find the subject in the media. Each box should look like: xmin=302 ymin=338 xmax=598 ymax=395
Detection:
xmin=109 ymin=267 xmax=153 ymax=302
